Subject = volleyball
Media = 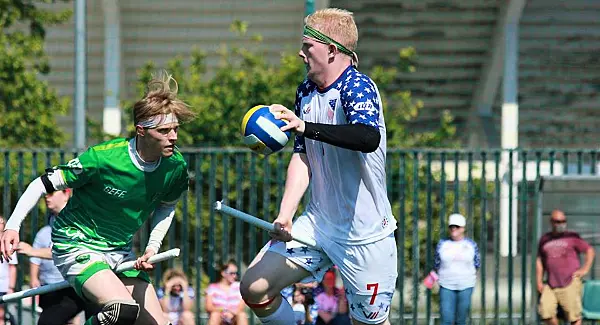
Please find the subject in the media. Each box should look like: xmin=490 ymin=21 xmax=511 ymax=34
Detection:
xmin=241 ymin=105 xmax=291 ymax=155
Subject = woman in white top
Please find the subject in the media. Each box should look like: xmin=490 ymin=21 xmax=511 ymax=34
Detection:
xmin=433 ymin=213 xmax=480 ymax=325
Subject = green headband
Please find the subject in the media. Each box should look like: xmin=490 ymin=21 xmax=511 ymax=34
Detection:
xmin=303 ymin=25 xmax=358 ymax=66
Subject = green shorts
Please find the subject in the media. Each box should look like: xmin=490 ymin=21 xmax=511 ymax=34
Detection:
xmin=52 ymin=247 xmax=151 ymax=299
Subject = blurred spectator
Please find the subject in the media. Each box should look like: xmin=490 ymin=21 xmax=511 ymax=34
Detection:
xmin=157 ymin=268 xmax=195 ymax=325
xmin=281 ymin=284 xmax=295 ymax=303
xmin=291 ymin=287 xmax=313 ymax=325
xmin=331 ymin=286 xmax=351 ymax=325
xmin=282 ymin=282 xmax=318 ymax=325
xmin=434 ymin=213 xmax=480 ymax=325
xmin=17 ymin=188 xmax=98 ymax=325
xmin=537 ymin=209 xmax=595 ymax=325
xmin=315 ymin=271 xmax=339 ymax=325
xmin=0 ymin=215 xmax=17 ymax=325
xmin=205 ymin=260 xmax=247 ymax=325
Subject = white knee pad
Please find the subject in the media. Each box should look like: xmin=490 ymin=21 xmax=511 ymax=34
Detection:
xmin=93 ymin=300 xmax=140 ymax=325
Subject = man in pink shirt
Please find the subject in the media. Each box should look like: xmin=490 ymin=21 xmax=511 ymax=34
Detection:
xmin=536 ymin=209 xmax=596 ymax=325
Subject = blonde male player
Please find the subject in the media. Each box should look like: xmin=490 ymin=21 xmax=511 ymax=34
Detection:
xmin=1 ymin=72 xmax=195 ymax=325
xmin=240 ymin=8 xmax=398 ymax=325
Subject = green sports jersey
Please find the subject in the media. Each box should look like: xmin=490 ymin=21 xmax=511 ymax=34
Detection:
xmin=51 ymin=138 xmax=188 ymax=252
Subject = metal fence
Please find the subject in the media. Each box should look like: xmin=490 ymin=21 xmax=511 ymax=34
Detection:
xmin=1 ymin=148 xmax=599 ymax=325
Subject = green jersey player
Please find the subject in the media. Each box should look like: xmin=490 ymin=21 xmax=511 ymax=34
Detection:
xmin=1 ymin=72 xmax=195 ymax=325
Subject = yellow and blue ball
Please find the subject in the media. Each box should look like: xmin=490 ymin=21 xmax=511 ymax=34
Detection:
xmin=241 ymin=105 xmax=291 ymax=155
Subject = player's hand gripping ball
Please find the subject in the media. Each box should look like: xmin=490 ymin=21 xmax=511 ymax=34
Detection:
xmin=241 ymin=105 xmax=291 ymax=155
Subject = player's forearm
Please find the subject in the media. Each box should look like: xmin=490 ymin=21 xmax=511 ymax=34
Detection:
xmin=5 ymin=177 xmax=47 ymax=231
xmin=303 ymin=122 xmax=380 ymax=153
xmin=278 ymin=154 xmax=310 ymax=220
xmin=145 ymin=203 xmax=176 ymax=254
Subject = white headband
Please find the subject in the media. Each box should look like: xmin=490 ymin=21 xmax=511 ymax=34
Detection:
xmin=136 ymin=113 xmax=179 ymax=128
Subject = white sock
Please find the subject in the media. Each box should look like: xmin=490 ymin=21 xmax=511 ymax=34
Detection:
xmin=258 ymin=297 xmax=294 ymax=324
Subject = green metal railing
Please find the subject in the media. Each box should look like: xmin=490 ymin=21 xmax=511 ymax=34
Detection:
xmin=1 ymin=148 xmax=599 ymax=325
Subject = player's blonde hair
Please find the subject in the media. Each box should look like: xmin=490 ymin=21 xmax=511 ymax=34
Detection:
xmin=133 ymin=70 xmax=196 ymax=126
xmin=305 ymin=8 xmax=358 ymax=52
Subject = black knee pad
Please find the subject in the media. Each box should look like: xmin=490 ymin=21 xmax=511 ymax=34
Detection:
xmin=93 ymin=300 xmax=140 ymax=325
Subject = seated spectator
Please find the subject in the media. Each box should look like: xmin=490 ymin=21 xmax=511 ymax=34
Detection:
xmin=281 ymin=284 xmax=295 ymax=303
xmin=282 ymin=281 xmax=318 ymax=325
xmin=299 ymin=282 xmax=319 ymax=324
xmin=206 ymin=259 xmax=248 ymax=325
xmin=157 ymin=268 xmax=195 ymax=325
xmin=292 ymin=286 xmax=314 ymax=325
xmin=315 ymin=270 xmax=339 ymax=325
xmin=331 ymin=287 xmax=351 ymax=325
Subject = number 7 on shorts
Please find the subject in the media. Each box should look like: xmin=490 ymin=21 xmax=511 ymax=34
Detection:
xmin=367 ymin=283 xmax=379 ymax=305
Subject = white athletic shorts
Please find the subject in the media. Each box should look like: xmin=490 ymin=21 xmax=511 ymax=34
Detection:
xmin=53 ymin=247 xmax=149 ymax=298
xmin=262 ymin=214 xmax=398 ymax=324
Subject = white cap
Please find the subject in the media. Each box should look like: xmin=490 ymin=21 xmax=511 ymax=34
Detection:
xmin=448 ymin=213 xmax=466 ymax=227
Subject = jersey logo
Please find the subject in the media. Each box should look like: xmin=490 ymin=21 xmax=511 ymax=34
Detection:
xmin=363 ymin=311 xmax=380 ymax=320
xmin=303 ymin=104 xmax=311 ymax=114
xmin=66 ymin=158 xmax=83 ymax=175
xmin=382 ymin=217 xmax=389 ymax=228
xmin=353 ymin=102 xmax=376 ymax=112
xmin=104 ymin=185 xmax=127 ymax=198
xmin=65 ymin=228 xmax=86 ymax=241
xmin=327 ymin=100 xmax=337 ymax=121
xmin=75 ymin=254 xmax=90 ymax=264
xmin=329 ymin=99 xmax=337 ymax=109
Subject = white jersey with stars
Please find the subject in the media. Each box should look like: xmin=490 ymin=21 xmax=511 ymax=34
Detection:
xmin=293 ymin=65 xmax=396 ymax=245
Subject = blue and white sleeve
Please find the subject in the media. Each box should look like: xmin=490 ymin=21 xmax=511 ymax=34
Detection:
xmin=340 ymin=74 xmax=380 ymax=128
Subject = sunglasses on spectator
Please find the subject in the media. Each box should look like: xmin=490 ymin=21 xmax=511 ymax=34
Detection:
xmin=224 ymin=270 xmax=238 ymax=276
xmin=551 ymin=219 xmax=566 ymax=224
xmin=449 ymin=225 xmax=462 ymax=229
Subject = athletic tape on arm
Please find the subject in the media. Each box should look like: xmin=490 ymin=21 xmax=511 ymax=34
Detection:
xmin=145 ymin=203 xmax=176 ymax=254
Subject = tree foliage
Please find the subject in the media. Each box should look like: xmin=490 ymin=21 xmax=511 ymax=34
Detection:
xmin=117 ymin=22 xmax=457 ymax=149
xmin=0 ymin=0 xmax=71 ymax=148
